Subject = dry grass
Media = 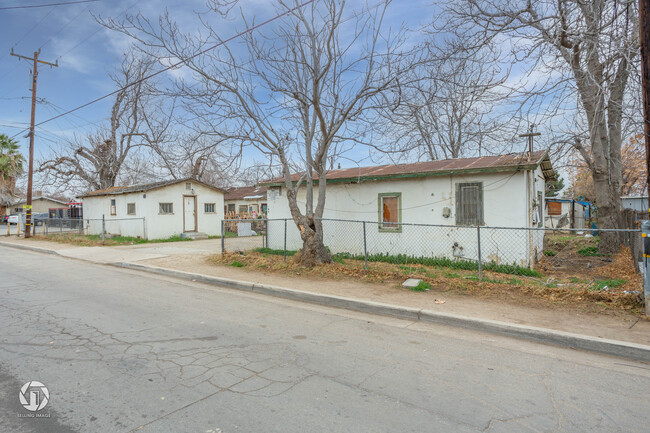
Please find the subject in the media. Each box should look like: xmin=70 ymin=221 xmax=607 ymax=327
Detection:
xmin=210 ymin=246 xmax=643 ymax=315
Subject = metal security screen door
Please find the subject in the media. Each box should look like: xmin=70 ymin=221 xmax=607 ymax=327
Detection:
xmin=456 ymin=183 xmax=484 ymax=226
xmin=183 ymin=196 xmax=197 ymax=232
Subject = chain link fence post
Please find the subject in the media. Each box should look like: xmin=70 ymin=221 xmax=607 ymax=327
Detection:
xmin=221 ymin=219 xmax=225 ymax=254
xmin=45 ymin=218 xmax=48 ymax=236
xmin=363 ymin=221 xmax=368 ymax=270
xmin=642 ymin=220 xmax=650 ymax=316
xmin=101 ymin=214 xmax=105 ymax=245
xmin=283 ymin=219 xmax=287 ymax=263
xmin=477 ymin=225 xmax=482 ymax=282
xmin=142 ymin=217 xmax=146 ymax=240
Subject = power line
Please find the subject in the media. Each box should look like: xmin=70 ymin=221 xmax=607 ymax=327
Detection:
xmin=55 ymin=0 xmax=139 ymax=62
xmin=39 ymin=3 xmax=94 ymax=50
xmin=10 ymin=0 xmax=316 ymax=140
xmin=0 ymin=0 xmax=99 ymax=11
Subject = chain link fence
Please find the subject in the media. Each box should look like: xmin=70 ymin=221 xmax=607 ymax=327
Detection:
xmin=2 ymin=216 xmax=147 ymax=242
xmin=221 ymin=217 xmax=642 ymax=282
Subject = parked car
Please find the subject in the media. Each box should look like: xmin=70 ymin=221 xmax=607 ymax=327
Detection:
xmin=7 ymin=214 xmax=20 ymax=225
xmin=33 ymin=213 xmax=49 ymax=226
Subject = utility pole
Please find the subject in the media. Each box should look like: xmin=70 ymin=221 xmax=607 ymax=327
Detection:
xmin=640 ymin=0 xmax=650 ymax=210
xmin=519 ymin=124 xmax=541 ymax=161
xmin=10 ymin=49 xmax=58 ymax=238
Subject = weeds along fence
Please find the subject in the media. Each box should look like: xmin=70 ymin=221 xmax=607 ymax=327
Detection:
xmin=221 ymin=217 xmax=642 ymax=280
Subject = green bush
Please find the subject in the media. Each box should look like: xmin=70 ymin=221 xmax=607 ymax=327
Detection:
xmin=544 ymin=250 xmax=557 ymax=257
xmin=230 ymin=261 xmax=244 ymax=267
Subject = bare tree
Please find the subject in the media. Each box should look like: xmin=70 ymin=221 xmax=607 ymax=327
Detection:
xmin=39 ymin=52 xmax=172 ymax=192
xmin=383 ymin=44 xmax=509 ymax=160
xmin=102 ymin=0 xmax=406 ymax=265
xmin=440 ymin=0 xmax=639 ymax=252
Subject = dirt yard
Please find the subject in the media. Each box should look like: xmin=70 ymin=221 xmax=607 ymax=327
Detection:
xmin=209 ymin=235 xmax=643 ymax=316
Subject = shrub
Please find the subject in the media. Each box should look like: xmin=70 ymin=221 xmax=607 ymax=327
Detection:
xmin=544 ymin=250 xmax=557 ymax=257
xmin=230 ymin=261 xmax=244 ymax=267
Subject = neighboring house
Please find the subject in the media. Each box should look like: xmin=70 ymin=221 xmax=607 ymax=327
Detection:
xmin=80 ymin=178 xmax=226 ymax=240
xmin=0 ymin=192 xmax=17 ymax=217
xmin=224 ymin=186 xmax=268 ymax=217
xmin=621 ymin=196 xmax=648 ymax=212
xmin=4 ymin=195 xmax=68 ymax=216
xmin=544 ymin=198 xmax=593 ymax=229
xmin=263 ymin=150 xmax=555 ymax=267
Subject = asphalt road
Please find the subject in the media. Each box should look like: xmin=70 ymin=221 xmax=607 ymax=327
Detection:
xmin=1 ymin=248 xmax=649 ymax=432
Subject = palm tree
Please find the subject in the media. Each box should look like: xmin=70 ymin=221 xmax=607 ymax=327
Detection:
xmin=0 ymin=134 xmax=25 ymax=195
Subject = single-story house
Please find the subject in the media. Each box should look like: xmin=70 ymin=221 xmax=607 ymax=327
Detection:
xmin=4 ymin=195 xmax=69 ymax=216
xmin=621 ymin=196 xmax=648 ymax=212
xmin=224 ymin=186 xmax=267 ymax=217
xmin=80 ymin=178 xmax=226 ymax=240
xmin=544 ymin=198 xmax=593 ymax=229
xmin=263 ymin=150 xmax=555 ymax=267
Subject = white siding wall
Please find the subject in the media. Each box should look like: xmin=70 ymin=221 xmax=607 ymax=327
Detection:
xmin=82 ymin=182 xmax=224 ymax=239
xmin=266 ymin=170 xmax=545 ymax=267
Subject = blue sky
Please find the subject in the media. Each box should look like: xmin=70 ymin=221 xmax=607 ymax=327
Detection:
xmin=0 ymin=0 xmax=434 ymax=173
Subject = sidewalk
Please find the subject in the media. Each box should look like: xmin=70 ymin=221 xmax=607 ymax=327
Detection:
xmin=2 ymin=236 xmax=649 ymax=350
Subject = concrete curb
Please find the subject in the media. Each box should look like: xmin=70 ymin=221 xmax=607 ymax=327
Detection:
xmin=0 ymin=240 xmax=61 ymax=256
xmin=115 ymin=261 xmax=650 ymax=363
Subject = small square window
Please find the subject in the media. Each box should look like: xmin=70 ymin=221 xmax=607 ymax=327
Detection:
xmin=204 ymin=203 xmax=216 ymax=213
xmin=185 ymin=182 xmax=192 ymax=191
xmin=127 ymin=203 xmax=136 ymax=215
xmin=159 ymin=203 xmax=173 ymax=214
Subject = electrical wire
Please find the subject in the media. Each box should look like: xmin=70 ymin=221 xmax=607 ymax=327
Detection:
xmin=54 ymin=0 xmax=139 ymax=62
xmin=39 ymin=3 xmax=94 ymax=50
xmin=0 ymin=1 xmax=99 ymax=11
xmin=9 ymin=0 xmax=317 ymax=140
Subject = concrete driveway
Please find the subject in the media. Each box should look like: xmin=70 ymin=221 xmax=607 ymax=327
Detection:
xmin=0 ymin=235 xmax=264 ymax=264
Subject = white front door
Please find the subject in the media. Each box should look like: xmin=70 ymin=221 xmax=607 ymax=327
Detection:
xmin=183 ymin=196 xmax=196 ymax=232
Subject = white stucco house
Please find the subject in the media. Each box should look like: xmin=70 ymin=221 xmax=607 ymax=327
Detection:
xmin=80 ymin=178 xmax=226 ymax=240
xmin=263 ymin=150 xmax=555 ymax=267
xmin=224 ymin=186 xmax=267 ymax=217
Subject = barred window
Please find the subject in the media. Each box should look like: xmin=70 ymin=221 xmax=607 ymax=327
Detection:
xmin=127 ymin=203 xmax=136 ymax=215
xmin=455 ymin=182 xmax=484 ymax=226
xmin=204 ymin=203 xmax=216 ymax=213
xmin=159 ymin=203 xmax=173 ymax=214
xmin=110 ymin=199 xmax=116 ymax=216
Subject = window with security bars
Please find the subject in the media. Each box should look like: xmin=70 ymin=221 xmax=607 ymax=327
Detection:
xmin=455 ymin=182 xmax=484 ymax=226
xmin=204 ymin=203 xmax=215 ymax=213
xmin=127 ymin=203 xmax=136 ymax=215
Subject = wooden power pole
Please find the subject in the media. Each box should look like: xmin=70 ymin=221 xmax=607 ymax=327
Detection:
xmin=641 ymin=0 xmax=650 ymax=208
xmin=10 ymin=49 xmax=58 ymax=238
